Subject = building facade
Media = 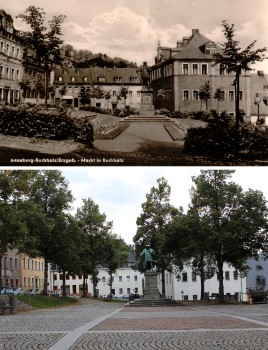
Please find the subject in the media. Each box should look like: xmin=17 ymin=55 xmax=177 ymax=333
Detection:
xmin=0 ymin=250 xmax=20 ymax=288
xmin=150 ymin=29 xmax=252 ymax=117
xmin=52 ymin=67 xmax=142 ymax=110
xmin=0 ymin=10 xmax=23 ymax=105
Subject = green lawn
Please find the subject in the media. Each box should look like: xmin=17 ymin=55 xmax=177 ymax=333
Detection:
xmin=17 ymin=295 xmax=78 ymax=308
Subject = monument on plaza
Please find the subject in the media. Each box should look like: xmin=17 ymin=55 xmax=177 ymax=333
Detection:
xmin=138 ymin=62 xmax=155 ymax=116
xmin=140 ymin=244 xmax=160 ymax=300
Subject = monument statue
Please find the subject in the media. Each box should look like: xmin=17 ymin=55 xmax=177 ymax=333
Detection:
xmin=140 ymin=244 xmax=155 ymax=271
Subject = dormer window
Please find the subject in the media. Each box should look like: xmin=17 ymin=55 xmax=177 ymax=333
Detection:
xmin=98 ymin=76 xmax=106 ymax=83
xmin=130 ymin=76 xmax=137 ymax=82
xmin=71 ymin=76 xmax=75 ymax=82
xmin=75 ymin=69 xmax=80 ymax=74
xmin=58 ymin=76 xmax=63 ymax=82
xmin=83 ymin=76 xmax=88 ymax=82
xmin=63 ymin=69 xmax=68 ymax=74
xmin=114 ymin=76 xmax=122 ymax=83
xmin=205 ymin=47 xmax=216 ymax=55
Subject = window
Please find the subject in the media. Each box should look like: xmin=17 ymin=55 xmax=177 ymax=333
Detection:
xmin=10 ymin=258 xmax=12 ymax=269
xmin=119 ymin=276 xmax=122 ymax=282
xmin=27 ymin=259 xmax=30 ymax=269
xmin=24 ymin=277 xmax=26 ymax=287
xmin=98 ymin=76 xmax=105 ymax=82
xmin=71 ymin=76 xmax=75 ymax=82
xmin=6 ymin=67 xmax=9 ymax=79
xmin=130 ymin=76 xmax=137 ymax=82
xmin=58 ymin=76 xmax=63 ymax=82
xmin=113 ymin=91 xmax=116 ymax=96
xmin=182 ymin=272 xmax=188 ymax=282
xmin=119 ymin=288 xmax=123 ymax=294
xmin=28 ymin=278 xmax=30 ymax=287
xmin=16 ymin=69 xmax=20 ymax=80
xmin=229 ymin=91 xmax=234 ymax=100
xmin=134 ymin=275 xmax=138 ymax=282
xmin=193 ymin=90 xmax=199 ymax=100
xmin=75 ymin=69 xmax=80 ymax=74
xmin=239 ymin=91 xmax=243 ymax=100
xmin=219 ymin=64 xmax=225 ymax=75
xmin=127 ymin=288 xmax=130 ymax=294
xmin=201 ymin=64 xmax=208 ymax=75
xmin=114 ymin=76 xmax=122 ymax=83
xmin=102 ymin=277 xmax=106 ymax=283
xmin=192 ymin=272 xmax=197 ymax=282
xmin=129 ymin=91 xmax=132 ymax=97
xmin=256 ymin=264 xmax=263 ymax=270
xmin=183 ymin=90 xmax=190 ymax=101
xmin=63 ymin=69 xmax=68 ymax=74
xmin=32 ymin=260 xmax=34 ymax=270
xmin=126 ymin=276 xmax=130 ymax=282
xmin=83 ymin=76 xmax=88 ymax=82
xmin=225 ymin=271 xmax=230 ymax=280
xmin=182 ymin=63 xmax=189 ymax=75
xmin=192 ymin=64 xmax=198 ymax=75
xmin=205 ymin=47 xmax=216 ymax=55
xmin=233 ymin=270 xmax=238 ymax=280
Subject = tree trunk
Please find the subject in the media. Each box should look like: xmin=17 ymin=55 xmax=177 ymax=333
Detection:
xmin=82 ymin=274 xmax=87 ymax=297
xmin=92 ymin=272 xmax=98 ymax=297
xmin=218 ymin=260 xmax=224 ymax=302
xmin=0 ymin=256 xmax=2 ymax=288
xmin=200 ymin=258 xmax=205 ymax=300
xmin=109 ymin=271 xmax=113 ymax=298
xmin=43 ymin=258 xmax=49 ymax=295
xmin=235 ymin=72 xmax=240 ymax=129
xmin=62 ymin=269 xmax=67 ymax=296
xmin=161 ymin=269 xmax=166 ymax=297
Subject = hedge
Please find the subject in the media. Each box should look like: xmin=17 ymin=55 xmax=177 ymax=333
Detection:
xmin=0 ymin=105 xmax=94 ymax=147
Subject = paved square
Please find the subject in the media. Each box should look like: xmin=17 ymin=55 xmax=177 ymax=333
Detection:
xmin=1 ymin=300 xmax=268 ymax=349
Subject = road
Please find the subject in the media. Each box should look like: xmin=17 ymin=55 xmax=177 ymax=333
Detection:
xmin=1 ymin=299 xmax=268 ymax=349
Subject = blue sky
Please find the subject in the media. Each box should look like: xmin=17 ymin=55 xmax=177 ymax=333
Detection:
xmin=55 ymin=167 xmax=268 ymax=244
xmin=4 ymin=0 xmax=268 ymax=72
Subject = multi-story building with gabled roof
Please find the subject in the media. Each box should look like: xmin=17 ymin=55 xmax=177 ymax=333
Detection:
xmin=0 ymin=10 xmax=23 ymax=105
xmin=150 ymin=28 xmax=252 ymax=117
xmin=52 ymin=66 xmax=142 ymax=110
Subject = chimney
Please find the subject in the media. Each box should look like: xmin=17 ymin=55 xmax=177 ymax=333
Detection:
xmin=192 ymin=29 xmax=199 ymax=35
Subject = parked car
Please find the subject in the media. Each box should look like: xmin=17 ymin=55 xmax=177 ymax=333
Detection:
xmin=0 ymin=286 xmax=14 ymax=295
xmin=51 ymin=290 xmax=61 ymax=297
xmin=25 ymin=288 xmax=41 ymax=295
xmin=13 ymin=288 xmax=25 ymax=295
xmin=102 ymin=293 xmax=118 ymax=299
xmin=122 ymin=294 xmax=130 ymax=299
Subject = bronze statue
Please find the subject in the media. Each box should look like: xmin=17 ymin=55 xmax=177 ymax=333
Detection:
xmin=140 ymin=244 xmax=155 ymax=271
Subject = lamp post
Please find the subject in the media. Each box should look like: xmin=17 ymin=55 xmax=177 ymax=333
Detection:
xmin=254 ymin=93 xmax=262 ymax=122
xmin=181 ymin=290 xmax=184 ymax=301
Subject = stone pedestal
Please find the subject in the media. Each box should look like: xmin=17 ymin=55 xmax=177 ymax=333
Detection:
xmin=143 ymin=272 xmax=160 ymax=300
xmin=139 ymin=86 xmax=155 ymax=116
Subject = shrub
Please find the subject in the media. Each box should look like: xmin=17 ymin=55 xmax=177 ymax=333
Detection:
xmin=184 ymin=112 xmax=268 ymax=158
xmin=247 ymin=288 xmax=267 ymax=303
xmin=0 ymin=105 xmax=94 ymax=146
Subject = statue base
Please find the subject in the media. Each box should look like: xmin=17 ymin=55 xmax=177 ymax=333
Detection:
xmin=143 ymin=272 xmax=160 ymax=300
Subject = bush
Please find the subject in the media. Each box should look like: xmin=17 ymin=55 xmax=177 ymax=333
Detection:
xmin=184 ymin=111 xmax=268 ymax=158
xmin=0 ymin=105 xmax=94 ymax=146
xmin=247 ymin=288 xmax=267 ymax=303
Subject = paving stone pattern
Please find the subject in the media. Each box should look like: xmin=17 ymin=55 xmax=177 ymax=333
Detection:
xmin=1 ymin=300 xmax=268 ymax=349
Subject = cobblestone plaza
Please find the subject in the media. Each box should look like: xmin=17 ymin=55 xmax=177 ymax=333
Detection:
xmin=1 ymin=299 xmax=268 ymax=349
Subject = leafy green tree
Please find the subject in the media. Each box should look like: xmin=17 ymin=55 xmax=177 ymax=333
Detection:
xmin=134 ymin=177 xmax=178 ymax=296
xmin=17 ymin=6 xmax=66 ymax=107
xmin=26 ymin=170 xmax=73 ymax=295
xmin=75 ymin=198 xmax=112 ymax=297
xmin=192 ymin=170 xmax=268 ymax=301
xmin=117 ymin=85 xmax=129 ymax=107
xmin=103 ymin=234 xmax=129 ymax=297
xmin=199 ymin=81 xmax=211 ymax=111
xmin=51 ymin=214 xmax=82 ymax=296
xmin=216 ymin=21 xmax=267 ymax=128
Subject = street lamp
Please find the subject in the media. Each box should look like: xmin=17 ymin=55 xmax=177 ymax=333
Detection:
xmin=181 ymin=290 xmax=184 ymax=301
xmin=254 ymin=93 xmax=262 ymax=122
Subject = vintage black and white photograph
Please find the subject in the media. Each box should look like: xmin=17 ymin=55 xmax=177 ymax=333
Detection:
xmin=0 ymin=0 xmax=268 ymax=165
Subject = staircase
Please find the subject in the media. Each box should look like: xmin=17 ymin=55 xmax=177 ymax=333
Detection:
xmin=17 ymin=300 xmax=36 ymax=313
xmin=120 ymin=115 xmax=176 ymax=123
xmin=125 ymin=298 xmax=182 ymax=308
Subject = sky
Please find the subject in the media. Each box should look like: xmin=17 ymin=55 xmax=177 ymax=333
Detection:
xmin=41 ymin=166 xmax=268 ymax=245
xmin=3 ymin=0 xmax=268 ymax=72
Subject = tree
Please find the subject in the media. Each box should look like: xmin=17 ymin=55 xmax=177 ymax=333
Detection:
xmin=216 ymin=21 xmax=267 ymax=128
xmin=191 ymin=170 xmax=268 ymax=302
xmin=117 ymin=85 xmax=128 ymax=108
xmin=103 ymin=234 xmax=129 ymax=297
xmin=26 ymin=170 xmax=73 ymax=295
xmin=75 ymin=198 xmax=112 ymax=297
xmin=17 ymin=6 xmax=66 ymax=107
xmin=213 ymin=88 xmax=224 ymax=114
xmin=199 ymin=81 xmax=211 ymax=111
xmin=133 ymin=177 xmax=178 ymax=296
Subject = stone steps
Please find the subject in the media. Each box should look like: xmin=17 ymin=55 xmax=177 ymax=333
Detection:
xmin=125 ymin=298 xmax=181 ymax=307
xmin=120 ymin=115 xmax=175 ymax=123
